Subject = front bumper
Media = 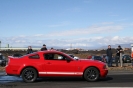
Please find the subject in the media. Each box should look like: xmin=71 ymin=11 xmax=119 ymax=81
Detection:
xmin=100 ymin=69 xmax=108 ymax=78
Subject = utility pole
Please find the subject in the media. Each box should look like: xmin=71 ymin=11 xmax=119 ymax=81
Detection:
xmin=120 ymin=52 xmax=123 ymax=67
xmin=70 ymin=43 xmax=72 ymax=50
xmin=120 ymin=47 xmax=124 ymax=67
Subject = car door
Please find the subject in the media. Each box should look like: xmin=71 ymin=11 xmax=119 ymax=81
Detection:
xmin=42 ymin=53 xmax=79 ymax=76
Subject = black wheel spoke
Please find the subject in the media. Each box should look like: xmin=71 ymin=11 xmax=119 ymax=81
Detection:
xmin=22 ymin=68 xmax=37 ymax=83
xmin=24 ymin=70 xmax=34 ymax=80
xmin=84 ymin=67 xmax=99 ymax=82
xmin=87 ymin=69 xmax=96 ymax=79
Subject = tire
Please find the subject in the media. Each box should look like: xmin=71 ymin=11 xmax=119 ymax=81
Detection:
xmin=84 ymin=67 xmax=99 ymax=82
xmin=21 ymin=67 xmax=37 ymax=83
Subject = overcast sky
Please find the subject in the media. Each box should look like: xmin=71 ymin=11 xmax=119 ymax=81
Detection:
xmin=0 ymin=0 xmax=133 ymax=49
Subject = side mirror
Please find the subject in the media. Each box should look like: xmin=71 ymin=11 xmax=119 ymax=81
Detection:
xmin=66 ymin=58 xmax=71 ymax=62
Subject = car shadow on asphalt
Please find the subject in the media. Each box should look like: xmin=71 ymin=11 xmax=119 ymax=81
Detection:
xmin=35 ymin=76 xmax=113 ymax=83
xmin=98 ymin=76 xmax=113 ymax=82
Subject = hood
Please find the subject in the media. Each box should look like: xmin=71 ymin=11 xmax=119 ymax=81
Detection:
xmin=77 ymin=58 xmax=105 ymax=64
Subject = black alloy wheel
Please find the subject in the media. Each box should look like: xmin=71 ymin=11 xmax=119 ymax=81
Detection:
xmin=84 ymin=67 xmax=99 ymax=82
xmin=21 ymin=67 xmax=37 ymax=83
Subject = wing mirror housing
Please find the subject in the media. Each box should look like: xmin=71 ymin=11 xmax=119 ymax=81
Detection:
xmin=66 ymin=57 xmax=71 ymax=62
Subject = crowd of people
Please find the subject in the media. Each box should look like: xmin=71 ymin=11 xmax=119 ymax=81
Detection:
xmin=26 ymin=44 xmax=133 ymax=67
xmin=106 ymin=45 xmax=123 ymax=67
xmin=87 ymin=45 xmax=133 ymax=67
xmin=106 ymin=45 xmax=133 ymax=67
xmin=0 ymin=44 xmax=133 ymax=67
xmin=26 ymin=44 xmax=55 ymax=54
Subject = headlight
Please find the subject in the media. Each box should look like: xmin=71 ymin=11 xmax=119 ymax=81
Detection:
xmin=103 ymin=65 xmax=107 ymax=69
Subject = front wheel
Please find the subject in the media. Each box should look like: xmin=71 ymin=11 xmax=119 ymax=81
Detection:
xmin=21 ymin=67 xmax=37 ymax=83
xmin=84 ymin=67 xmax=99 ymax=82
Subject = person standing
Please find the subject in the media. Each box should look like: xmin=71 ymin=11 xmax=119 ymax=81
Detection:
xmin=131 ymin=58 xmax=133 ymax=67
xmin=106 ymin=45 xmax=113 ymax=67
xmin=26 ymin=46 xmax=33 ymax=54
xmin=0 ymin=53 xmax=3 ymax=59
xmin=40 ymin=44 xmax=47 ymax=51
xmin=50 ymin=47 xmax=56 ymax=51
xmin=115 ymin=45 xmax=123 ymax=67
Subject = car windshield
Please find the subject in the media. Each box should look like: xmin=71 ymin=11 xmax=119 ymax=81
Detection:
xmin=125 ymin=55 xmax=130 ymax=58
xmin=0 ymin=55 xmax=5 ymax=60
xmin=68 ymin=54 xmax=74 ymax=58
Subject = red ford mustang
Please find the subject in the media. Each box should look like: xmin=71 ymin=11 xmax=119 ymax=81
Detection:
xmin=5 ymin=50 xmax=108 ymax=83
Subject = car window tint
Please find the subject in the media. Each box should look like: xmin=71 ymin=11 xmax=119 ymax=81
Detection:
xmin=69 ymin=55 xmax=74 ymax=58
xmin=44 ymin=53 xmax=66 ymax=60
xmin=29 ymin=54 xmax=40 ymax=59
xmin=44 ymin=54 xmax=54 ymax=60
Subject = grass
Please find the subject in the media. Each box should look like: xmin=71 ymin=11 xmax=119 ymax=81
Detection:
xmin=0 ymin=67 xmax=5 ymax=71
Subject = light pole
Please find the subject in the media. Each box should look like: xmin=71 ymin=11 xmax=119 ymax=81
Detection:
xmin=120 ymin=52 xmax=123 ymax=67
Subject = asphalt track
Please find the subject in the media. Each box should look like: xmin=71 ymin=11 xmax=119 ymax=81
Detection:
xmin=0 ymin=71 xmax=133 ymax=88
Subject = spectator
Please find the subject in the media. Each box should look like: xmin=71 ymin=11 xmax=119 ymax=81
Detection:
xmin=0 ymin=53 xmax=3 ymax=59
xmin=50 ymin=47 xmax=56 ymax=51
xmin=105 ymin=55 xmax=108 ymax=63
xmin=131 ymin=51 xmax=133 ymax=67
xmin=106 ymin=45 xmax=113 ymax=67
xmin=115 ymin=45 xmax=123 ymax=67
xmin=102 ymin=55 xmax=106 ymax=63
xmin=26 ymin=46 xmax=33 ymax=54
xmin=50 ymin=47 xmax=54 ymax=50
xmin=41 ymin=44 xmax=47 ymax=51
xmin=131 ymin=58 xmax=133 ymax=67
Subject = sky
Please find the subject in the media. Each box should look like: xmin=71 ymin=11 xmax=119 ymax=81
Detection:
xmin=0 ymin=0 xmax=133 ymax=49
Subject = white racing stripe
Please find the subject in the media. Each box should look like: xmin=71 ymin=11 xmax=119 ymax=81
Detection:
xmin=39 ymin=72 xmax=83 ymax=75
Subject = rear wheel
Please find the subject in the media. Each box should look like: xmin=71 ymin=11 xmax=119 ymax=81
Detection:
xmin=21 ymin=67 xmax=37 ymax=83
xmin=84 ymin=67 xmax=99 ymax=82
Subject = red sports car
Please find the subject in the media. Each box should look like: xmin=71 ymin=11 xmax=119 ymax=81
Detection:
xmin=5 ymin=50 xmax=108 ymax=83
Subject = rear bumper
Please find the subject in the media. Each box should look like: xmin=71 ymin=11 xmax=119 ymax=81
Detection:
xmin=6 ymin=73 xmax=20 ymax=77
xmin=100 ymin=69 xmax=108 ymax=78
xmin=5 ymin=65 xmax=20 ymax=76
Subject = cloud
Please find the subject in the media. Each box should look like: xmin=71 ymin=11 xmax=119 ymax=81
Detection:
xmin=32 ymin=23 xmax=125 ymax=38
xmin=1 ymin=35 xmax=133 ymax=49
xmin=48 ymin=25 xmax=123 ymax=36
xmin=34 ymin=34 xmax=44 ymax=37
xmin=114 ymin=18 xmax=128 ymax=22
xmin=1 ymin=23 xmax=132 ymax=49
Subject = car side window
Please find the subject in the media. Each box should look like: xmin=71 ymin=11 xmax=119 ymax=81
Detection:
xmin=44 ymin=54 xmax=54 ymax=60
xmin=44 ymin=53 xmax=66 ymax=60
xmin=29 ymin=54 xmax=40 ymax=59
